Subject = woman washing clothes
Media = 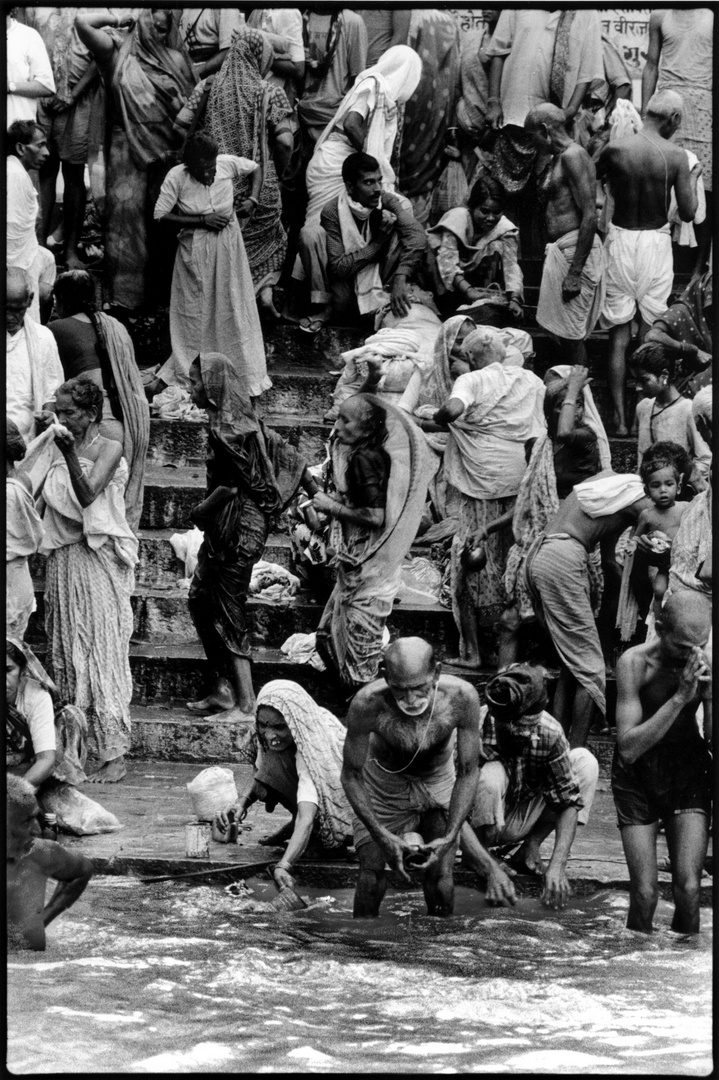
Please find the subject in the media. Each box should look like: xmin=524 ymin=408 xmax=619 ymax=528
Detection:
xmin=214 ymin=680 xmax=352 ymax=893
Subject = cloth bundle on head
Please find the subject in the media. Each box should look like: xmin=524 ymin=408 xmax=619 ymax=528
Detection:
xmin=574 ymin=473 xmax=645 ymax=517
xmin=484 ymin=664 xmax=548 ymax=722
xmin=255 ymin=680 xmax=352 ymax=847
xmin=331 ymin=328 xmax=423 ymax=413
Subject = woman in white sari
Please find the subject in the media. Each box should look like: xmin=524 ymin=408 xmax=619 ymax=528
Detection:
xmin=303 ymin=45 xmax=422 ymax=230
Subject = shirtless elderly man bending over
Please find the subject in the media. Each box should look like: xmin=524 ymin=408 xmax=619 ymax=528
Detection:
xmin=342 ymin=636 xmax=516 ymax=917
xmin=613 ymin=591 xmax=712 ymax=935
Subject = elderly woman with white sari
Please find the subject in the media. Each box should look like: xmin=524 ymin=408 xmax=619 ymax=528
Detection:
xmin=214 ymin=680 xmax=353 ymax=893
xmin=422 ymin=328 xmax=545 ymax=668
xmin=303 ymin=45 xmax=422 ymax=230
xmin=312 ymin=394 xmax=433 ymax=690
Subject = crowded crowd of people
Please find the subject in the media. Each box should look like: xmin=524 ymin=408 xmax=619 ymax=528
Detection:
xmin=6 ymin=6 xmax=713 ymax=945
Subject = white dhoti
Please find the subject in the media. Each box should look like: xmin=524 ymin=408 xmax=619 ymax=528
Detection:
xmin=600 ymin=223 xmax=673 ymax=327
xmin=536 ymin=230 xmax=606 ymax=341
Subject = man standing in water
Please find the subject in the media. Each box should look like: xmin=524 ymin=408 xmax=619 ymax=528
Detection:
xmin=597 ymin=90 xmax=698 ymax=434
xmin=524 ymin=103 xmax=605 ymax=367
xmin=613 ymin=591 xmax=712 ymax=935
xmin=341 ymin=636 xmax=517 ymax=917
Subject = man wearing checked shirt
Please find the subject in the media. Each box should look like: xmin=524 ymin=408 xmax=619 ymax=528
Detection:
xmin=468 ymin=664 xmax=599 ymax=910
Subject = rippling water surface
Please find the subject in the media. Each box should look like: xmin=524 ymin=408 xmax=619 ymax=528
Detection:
xmin=7 ymin=875 xmax=712 ymax=1074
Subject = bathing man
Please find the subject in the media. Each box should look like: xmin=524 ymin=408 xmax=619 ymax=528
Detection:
xmin=525 ymin=103 xmax=605 ymax=367
xmin=6 ymin=774 xmax=93 ymax=950
xmin=342 ymin=636 xmax=517 ymax=917
xmin=596 ymin=89 xmax=698 ymax=434
xmin=613 ymin=590 xmax=712 ymax=934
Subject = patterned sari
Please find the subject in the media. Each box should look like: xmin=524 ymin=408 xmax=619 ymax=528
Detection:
xmin=205 ymin=28 xmax=293 ymax=293
xmin=102 ymin=10 xmax=195 ymax=309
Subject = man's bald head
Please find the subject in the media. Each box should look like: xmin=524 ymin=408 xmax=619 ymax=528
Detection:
xmin=646 ymin=89 xmax=683 ymax=124
xmin=525 ymin=103 xmax=567 ymax=134
xmin=658 ymin=590 xmax=712 ymax=645
xmin=384 ymin=637 xmax=436 ymax=681
xmin=6 ymin=266 xmax=31 ymax=304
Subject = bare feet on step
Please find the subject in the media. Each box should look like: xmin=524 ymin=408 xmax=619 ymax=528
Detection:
xmin=87 ymin=756 xmax=127 ymax=783
xmin=445 ymin=655 xmax=483 ymax=670
xmin=205 ymin=705 xmax=255 ymax=724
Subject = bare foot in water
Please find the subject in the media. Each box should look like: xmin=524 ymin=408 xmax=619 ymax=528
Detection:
xmin=509 ymin=841 xmax=546 ymax=877
xmin=87 ymin=756 xmax=127 ymax=783
xmin=259 ymin=820 xmax=295 ymax=846
xmin=205 ymin=705 xmax=255 ymax=724
xmin=445 ymin=656 xmax=483 ymax=670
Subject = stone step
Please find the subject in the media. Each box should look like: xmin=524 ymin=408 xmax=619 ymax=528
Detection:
xmin=147 ymin=415 xmax=331 ymax=470
xmin=126 ymin=698 xmax=617 ymax=778
xmin=30 ymin=529 xmax=294 ymax=591
xmin=28 ymin=587 xmax=458 ymax=652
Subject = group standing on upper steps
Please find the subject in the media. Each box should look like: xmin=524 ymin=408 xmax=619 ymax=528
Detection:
xmin=4 ymin=7 xmax=714 ymax=940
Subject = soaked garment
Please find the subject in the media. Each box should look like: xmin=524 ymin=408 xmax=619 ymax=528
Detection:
xmin=611 ymin=734 xmax=712 ymax=828
xmin=352 ymin=750 xmax=456 ymax=849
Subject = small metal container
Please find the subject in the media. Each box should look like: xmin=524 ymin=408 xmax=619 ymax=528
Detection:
xmin=401 ymin=831 xmax=426 ymax=868
xmin=185 ymin=821 xmax=211 ymax=858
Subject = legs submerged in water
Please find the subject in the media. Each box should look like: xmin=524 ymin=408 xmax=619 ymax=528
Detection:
xmin=664 ymin=811 xmax=708 ymax=935
xmin=619 ymin=821 xmax=660 ymax=932
xmin=354 ymin=840 xmax=388 ymax=918
xmin=420 ymin=808 xmax=455 ymax=917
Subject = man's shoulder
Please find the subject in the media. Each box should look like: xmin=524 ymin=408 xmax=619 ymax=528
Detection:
xmin=438 ymin=673 xmax=480 ymax=706
xmin=347 ymin=679 xmax=389 ymax=721
xmin=561 ymin=141 xmax=593 ymax=171
xmin=320 ymin=196 xmax=342 ymax=225
xmin=616 ymin=642 xmax=652 ymax=682
xmin=340 ymin=10 xmax=367 ymax=29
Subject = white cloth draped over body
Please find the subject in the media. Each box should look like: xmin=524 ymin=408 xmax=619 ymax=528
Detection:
xmin=303 ymin=45 xmax=423 ymax=230
xmin=6 ymin=156 xmax=57 ymax=324
xmin=573 ymin=473 xmax=645 ymax=518
xmin=331 ymin=326 xmax=423 ymax=412
xmin=154 ymin=154 xmax=270 ymax=397
xmin=6 ymin=476 xmax=45 ymax=638
xmin=445 ymin=363 xmax=546 ymax=501
xmin=536 ymin=230 xmax=606 ymax=341
xmin=254 ymin=680 xmax=353 ymax=848
xmin=40 ymin=454 xmax=138 ymax=766
xmin=335 ymin=189 xmax=389 ymax=314
xmin=6 ymin=318 xmax=65 ymax=443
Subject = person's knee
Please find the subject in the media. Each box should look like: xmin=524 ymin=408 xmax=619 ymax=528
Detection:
xmin=498 ymin=605 xmax=520 ymax=635
xmin=673 ymin=868 xmax=701 ymax=900
xmin=632 ymin=880 xmax=659 ymax=910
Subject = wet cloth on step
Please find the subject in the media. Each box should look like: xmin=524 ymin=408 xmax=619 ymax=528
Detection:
xmin=536 ymin=230 xmax=605 ymax=341
xmin=351 ymin=749 xmax=457 ymax=849
xmin=249 ymin=560 xmax=300 ymax=604
xmin=280 ymin=632 xmax=326 ymax=671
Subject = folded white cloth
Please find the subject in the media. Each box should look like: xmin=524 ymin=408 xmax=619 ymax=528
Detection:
xmin=574 ymin=473 xmax=645 ymax=518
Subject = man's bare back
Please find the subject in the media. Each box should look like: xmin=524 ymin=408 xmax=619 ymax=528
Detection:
xmin=545 ymin=478 xmax=652 ymax=551
xmin=7 ymin=839 xmax=93 ymax=951
xmin=599 ymin=133 xmax=695 ymax=230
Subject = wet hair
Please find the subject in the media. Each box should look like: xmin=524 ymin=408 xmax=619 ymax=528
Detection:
xmin=630 ymin=341 xmax=677 ymax=382
xmin=54 ymin=270 xmax=96 ymax=316
xmin=7 ymin=120 xmax=41 ymax=157
xmin=6 ymin=640 xmax=27 ymax=670
xmin=6 ymin=773 xmax=37 ymax=814
xmin=467 ymin=174 xmax=504 ymax=211
xmin=6 ymin=418 xmax=26 ymax=463
xmin=639 ymin=440 xmax=689 ymax=485
xmin=342 ymin=152 xmax=381 ymax=188
xmin=183 ymin=132 xmax=218 ymax=171
xmin=55 ymin=376 xmax=104 ymax=418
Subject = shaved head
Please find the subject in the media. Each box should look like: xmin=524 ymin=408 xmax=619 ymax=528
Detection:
xmin=6 ymin=266 xmax=31 ymax=304
xmin=646 ymin=89 xmax=683 ymax=122
xmin=659 ymin=591 xmax=712 ymax=644
xmin=525 ymin=103 xmax=567 ymax=133
xmin=384 ymin=637 xmax=436 ymax=680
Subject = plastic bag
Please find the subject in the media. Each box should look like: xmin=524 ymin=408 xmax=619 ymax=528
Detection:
xmin=39 ymin=781 xmax=123 ymax=836
xmin=170 ymin=526 xmax=204 ymax=581
xmin=187 ymin=766 xmax=238 ymax=821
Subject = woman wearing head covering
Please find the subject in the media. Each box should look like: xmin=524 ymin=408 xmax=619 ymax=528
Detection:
xmin=6 ymin=638 xmax=88 ymax=792
xmin=6 ymin=421 xmax=44 ymax=640
xmin=312 ymin=394 xmax=433 ymax=689
xmin=48 ymin=270 xmax=150 ymax=533
xmin=645 ymin=270 xmax=713 ymax=393
xmin=302 ymin=44 xmax=423 ymax=230
xmin=214 ymin=679 xmax=352 ymax=892
xmin=197 ymin=27 xmax=295 ymax=316
xmin=76 ymin=9 xmax=195 ymax=310
xmin=186 ymin=355 xmax=317 ymax=722
xmin=428 ymin=174 xmax=524 ymax=322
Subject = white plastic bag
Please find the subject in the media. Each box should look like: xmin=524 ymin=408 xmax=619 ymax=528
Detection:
xmin=170 ymin=527 xmax=204 ymax=581
xmin=187 ymin=766 xmax=238 ymax=821
xmin=39 ymin=782 xmax=123 ymax=836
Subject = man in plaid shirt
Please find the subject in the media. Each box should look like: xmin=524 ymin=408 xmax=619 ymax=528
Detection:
xmin=470 ymin=665 xmax=599 ymax=909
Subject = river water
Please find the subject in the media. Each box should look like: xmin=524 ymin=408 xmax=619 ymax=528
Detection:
xmin=7 ymin=875 xmax=712 ymax=1074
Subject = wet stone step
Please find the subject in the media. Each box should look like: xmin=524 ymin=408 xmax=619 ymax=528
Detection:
xmin=28 ymin=589 xmax=459 ymax=651
xmin=30 ymin=530 xmax=294 ymax=591
xmin=147 ymin=416 xmax=332 ymax=470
